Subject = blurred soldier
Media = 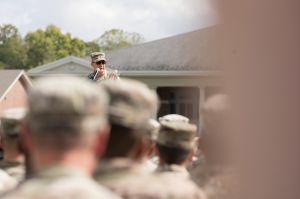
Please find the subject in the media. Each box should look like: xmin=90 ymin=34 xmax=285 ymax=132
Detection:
xmin=0 ymin=108 xmax=26 ymax=183
xmin=94 ymin=78 xmax=163 ymax=198
xmin=2 ymin=77 xmax=120 ymax=199
xmin=88 ymin=52 xmax=119 ymax=82
xmin=155 ymin=114 xmax=196 ymax=177
xmin=153 ymin=114 xmax=206 ymax=199
xmin=94 ymin=79 xmax=205 ymax=199
xmin=0 ymin=170 xmax=16 ymax=195
xmin=158 ymin=114 xmax=189 ymax=123
xmin=190 ymin=94 xmax=235 ymax=199
xmin=144 ymin=119 xmax=160 ymax=171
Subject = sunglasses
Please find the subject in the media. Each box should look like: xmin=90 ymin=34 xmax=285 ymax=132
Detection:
xmin=95 ymin=60 xmax=106 ymax=65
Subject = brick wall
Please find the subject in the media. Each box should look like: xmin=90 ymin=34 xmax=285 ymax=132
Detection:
xmin=0 ymin=80 xmax=28 ymax=113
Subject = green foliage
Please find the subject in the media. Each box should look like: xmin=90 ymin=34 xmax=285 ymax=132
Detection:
xmin=97 ymin=29 xmax=144 ymax=51
xmin=0 ymin=24 xmax=27 ymax=69
xmin=25 ymin=24 xmax=86 ymax=68
xmin=0 ymin=24 xmax=144 ymax=70
xmin=84 ymin=41 xmax=101 ymax=55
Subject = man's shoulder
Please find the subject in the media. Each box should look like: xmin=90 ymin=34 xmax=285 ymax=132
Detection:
xmin=4 ymin=175 xmax=121 ymax=199
xmin=103 ymin=173 xmax=205 ymax=199
xmin=0 ymin=169 xmax=17 ymax=195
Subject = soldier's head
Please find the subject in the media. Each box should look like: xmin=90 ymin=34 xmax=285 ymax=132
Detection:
xmin=201 ymin=94 xmax=231 ymax=166
xmin=100 ymin=78 xmax=159 ymax=160
xmin=145 ymin=119 xmax=160 ymax=157
xmin=22 ymin=77 xmax=109 ymax=169
xmin=156 ymin=114 xmax=198 ymax=166
xmin=0 ymin=108 xmax=26 ymax=160
xmin=90 ymin=52 xmax=106 ymax=76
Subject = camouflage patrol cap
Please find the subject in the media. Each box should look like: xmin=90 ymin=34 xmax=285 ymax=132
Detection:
xmin=157 ymin=116 xmax=197 ymax=149
xmin=26 ymin=76 xmax=108 ymax=135
xmin=158 ymin=114 xmax=189 ymax=123
xmin=90 ymin=52 xmax=106 ymax=62
xmin=0 ymin=108 xmax=26 ymax=136
xmin=101 ymin=78 xmax=159 ymax=129
xmin=146 ymin=119 xmax=160 ymax=141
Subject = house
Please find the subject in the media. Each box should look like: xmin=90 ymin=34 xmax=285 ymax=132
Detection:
xmin=27 ymin=26 xmax=224 ymax=128
xmin=0 ymin=70 xmax=32 ymax=113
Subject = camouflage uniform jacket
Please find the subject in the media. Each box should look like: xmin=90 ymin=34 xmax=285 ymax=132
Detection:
xmin=88 ymin=70 xmax=119 ymax=82
xmin=0 ymin=169 xmax=17 ymax=195
xmin=0 ymin=160 xmax=25 ymax=183
xmin=94 ymin=158 xmax=206 ymax=199
xmin=2 ymin=165 xmax=121 ymax=199
xmin=155 ymin=164 xmax=190 ymax=178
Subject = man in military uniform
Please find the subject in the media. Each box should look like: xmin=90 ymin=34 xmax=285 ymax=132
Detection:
xmin=94 ymin=79 xmax=205 ymax=199
xmin=0 ymin=108 xmax=26 ymax=183
xmin=94 ymin=78 xmax=164 ymax=197
xmin=88 ymin=52 xmax=119 ymax=82
xmin=2 ymin=77 xmax=121 ymax=199
xmin=140 ymin=114 xmax=205 ymax=199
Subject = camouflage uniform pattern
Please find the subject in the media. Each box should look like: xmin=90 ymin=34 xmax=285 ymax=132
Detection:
xmin=0 ymin=108 xmax=26 ymax=183
xmin=88 ymin=52 xmax=119 ymax=82
xmin=0 ymin=169 xmax=17 ymax=195
xmin=157 ymin=118 xmax=198 ymax=150
xmin=2 ymin=166 xmax=121 ymax=199
xmin=0 ymin=161 xmax=24 ymax=183
xmin=2 ymin=77 xmax=120 ymax=199
xmin=150 ymin=114 xmax=205 ymax=199
xmin=88 ymin=69 xmax=120 ymax=82
xmin=26 ymin=76 xmax=109 ymax=134
xmin=100 ymin=78 xmax=158 ymax=128
xmin=95 ymin=159 xmax=205 ymax=199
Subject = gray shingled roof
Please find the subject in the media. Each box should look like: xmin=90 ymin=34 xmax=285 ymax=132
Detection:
xmin=0 ymin=70 xmax=32 ymax=101
xmin=84 ymin=26 xmax=220 ymax=71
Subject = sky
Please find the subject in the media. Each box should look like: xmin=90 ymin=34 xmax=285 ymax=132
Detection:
xmin=0 ymin=0 xmax=216 ymax=42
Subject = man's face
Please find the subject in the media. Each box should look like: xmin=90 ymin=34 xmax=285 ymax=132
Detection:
xmin=92 ymin=60 xmax=106 ymax=76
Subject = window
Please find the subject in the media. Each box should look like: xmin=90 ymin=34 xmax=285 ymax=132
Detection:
xmin=157 ymin=87 xmax=200 ymax=127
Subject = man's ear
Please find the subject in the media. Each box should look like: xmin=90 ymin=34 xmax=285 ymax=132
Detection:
xmin=187 ymin=148 xmax=195 ymax=162
xmin=94 ymin=124 xmax=110 ymax=157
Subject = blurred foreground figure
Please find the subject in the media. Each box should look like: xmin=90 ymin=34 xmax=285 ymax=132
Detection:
xmin=0 ymin=108 xmax=26 ymax=183
xmin=217 ymin=0 xmax=300 ymax=199
xmin=144 ymin=119 xmax=160 ymax=171
xmin=2 ymin=77 xmax=120 ymax=199
xmin=94 ymin=78 xmax=164 ymax=198
xmin=190 ymin=94 xmax=235 ymax=199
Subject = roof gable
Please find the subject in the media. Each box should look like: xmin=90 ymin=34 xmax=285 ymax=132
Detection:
xmin=0 ymin=70 xmax=32 ymax=101
xmin=28 ymin=56 xmax=92 ymax=76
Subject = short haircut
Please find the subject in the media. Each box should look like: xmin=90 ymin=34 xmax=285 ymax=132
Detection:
xmin=156 ymin=143 xmax=191 ymax=165
xmin=103 ymin=124 xmax=145 ymax=158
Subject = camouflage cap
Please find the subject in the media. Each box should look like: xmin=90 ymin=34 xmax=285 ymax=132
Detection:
xmin=0 ymin=108 xmax=26 ymax=136
xmin=26 ymin=76 xmax=108 ymax=135
xmin=158 ymin=114 xmax=189 ymax=123
xmin=101 ymin=78 xmax=159 ymax=129
xmin=90 ymin=52 xmax=106 ymax=62
xmin=146 ymin=119 xmax=160 ymax=141
xmin=157 ymin=116 xmax=197 ymax=149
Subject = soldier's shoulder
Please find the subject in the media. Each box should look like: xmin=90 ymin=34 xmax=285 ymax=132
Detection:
xmin=0 ymin=169 xmax=17 ymax=195
xmin=5 ymin=175 xmax=121 ymax=199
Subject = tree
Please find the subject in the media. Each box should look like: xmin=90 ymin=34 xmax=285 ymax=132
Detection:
xmin=97 ymin=29 xmax=144 ymax=51
xmin=0 ymin=24 xmax=18 ymax=42
xmin=84 ymin=41 xmax=101 ymax=55
xmin=0 ymin=24 xmax=27 ymax=69
xmin=25 ymin=25 xmax=86 ymax=68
